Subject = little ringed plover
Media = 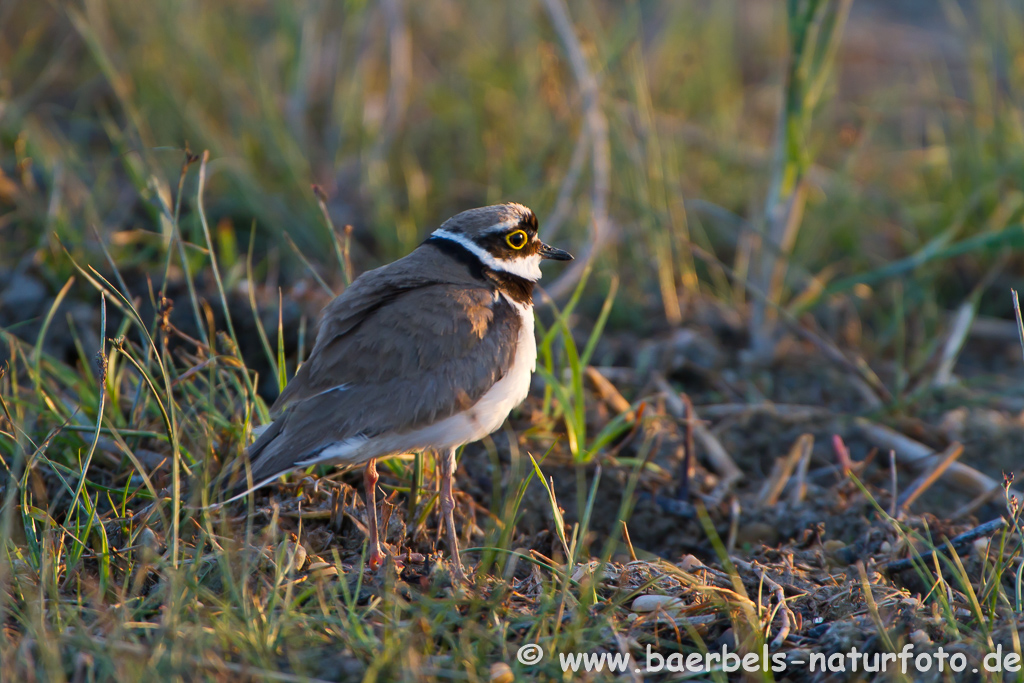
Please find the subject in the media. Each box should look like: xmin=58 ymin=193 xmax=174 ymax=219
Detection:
xmin=225 ymin=203 xmax=572 ymax=582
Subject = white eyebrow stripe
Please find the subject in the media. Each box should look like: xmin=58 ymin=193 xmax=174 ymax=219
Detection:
xmin=482 ymin=218 xmax=521 ymax=234
xmin=431 ymin=229 xmax=543 ymax=281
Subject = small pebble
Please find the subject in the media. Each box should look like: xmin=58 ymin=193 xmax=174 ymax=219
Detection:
xmin=571 ymin=562 xmax=598 ymax=583
xmin=308 ymin=561 xmax=339 ymax=577
xmin=909 ymin=629 xmax=931 ymax=646
xmin=735 ymin=522 xmax=780 ymax=547
xmin=279 ymin=539 xmax=307 ymax=570
xmin=823 ymin=539 xmax=850 ymax=565
xmin=823 ymin=539 xmax=846 ymax=554
xmin=138 ymin=527 xmax=161 ymax=563
xmin=901 ymin=596 xmax=921 ymax=609
xmin=717 ymin=628 xmax=736 ymax=650
xmin=489 ymin=662 xmax=514 ymax=683
xmin=679 ymin=554 xmax=701 ymax=572
xmin=631 ymin=594 xmax=683 ymax=613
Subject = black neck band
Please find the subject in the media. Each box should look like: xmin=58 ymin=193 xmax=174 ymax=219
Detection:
xmin=424 ymin=235 xmax=488 ymax=281
xmin=424 ymin=235 xmax=534 ymax=305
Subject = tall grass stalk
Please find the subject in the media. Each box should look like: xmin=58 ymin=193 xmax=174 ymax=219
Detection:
xmin=749 ymin=0 xmax=853 ymax=354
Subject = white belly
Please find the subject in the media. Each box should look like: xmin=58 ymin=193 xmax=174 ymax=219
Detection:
xmin=392 ymin=297 xmax=535 ymax=452
xmin=441 ymin=301 xmax=536 ymax=444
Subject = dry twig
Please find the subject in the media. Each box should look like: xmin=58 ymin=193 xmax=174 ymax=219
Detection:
xmin=584 ymin=366 xmax=633 ymax=418
xmin=790 ymin=434 xmax=814 ymax=505
xmin=540 ymin=0 xmax=611 ymax=300
xmin=758 ymin=434 xmax=813 ymax=507
xmin=654 ymin=373 xmax=743 ymax=494
xmin=732 ymin=559 xmax=796 ymax=648
xmin=884 ymin=518 xmax=1007 ymax=573
xmin=896 ymin=442 xmax=964 ymax=513
xmin=857 ymin=419 xmax=1024 ymax=502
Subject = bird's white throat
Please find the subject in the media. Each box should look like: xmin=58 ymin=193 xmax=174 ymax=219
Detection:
xmin=430 ymin=229 xmax=543 ymax=281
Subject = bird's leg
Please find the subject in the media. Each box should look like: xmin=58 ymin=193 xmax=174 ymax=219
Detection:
xmin=363 ymin=458 xmax=385 ymax=570
xmin=439 ymin=447 xmax=466 ymax=583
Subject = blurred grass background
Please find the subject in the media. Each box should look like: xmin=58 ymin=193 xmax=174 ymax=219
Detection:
xmin=7 ymin=0 xmax=1024 ymax=364
xmin=10 ymin=1 xmax=1024 ymax=679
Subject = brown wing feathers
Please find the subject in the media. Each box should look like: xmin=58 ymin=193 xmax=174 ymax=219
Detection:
xmin=225 ymin=243 xmax=522 ymax=492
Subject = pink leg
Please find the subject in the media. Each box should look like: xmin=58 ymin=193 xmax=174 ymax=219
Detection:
xmin=439 ymin=448 xmax=466 ymax=583
xmin=363 ymin=458 xmax=385 ymax=569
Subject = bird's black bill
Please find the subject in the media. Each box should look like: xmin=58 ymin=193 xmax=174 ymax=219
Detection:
xmin=539 ymin=242 xmax=573 ymax=261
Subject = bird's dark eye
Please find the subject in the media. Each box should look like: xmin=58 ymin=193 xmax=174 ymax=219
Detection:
xmin=505 ymin=229 xmax=528 ymax=250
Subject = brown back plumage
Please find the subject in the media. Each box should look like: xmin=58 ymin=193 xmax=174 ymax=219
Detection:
xmin=238 ymin=236 xmax=523 ymax=485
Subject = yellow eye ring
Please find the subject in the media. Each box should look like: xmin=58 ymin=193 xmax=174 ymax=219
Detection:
xmin=506 ymin=229 xmax=528 ymax=250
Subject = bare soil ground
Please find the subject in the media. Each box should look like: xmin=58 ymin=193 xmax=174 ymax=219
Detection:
xmin=7 ymin=249 xmax=1024 ymax=680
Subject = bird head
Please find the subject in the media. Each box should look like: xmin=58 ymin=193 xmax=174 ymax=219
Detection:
xmin=431 ymin=203 xmax=572 ymax=281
